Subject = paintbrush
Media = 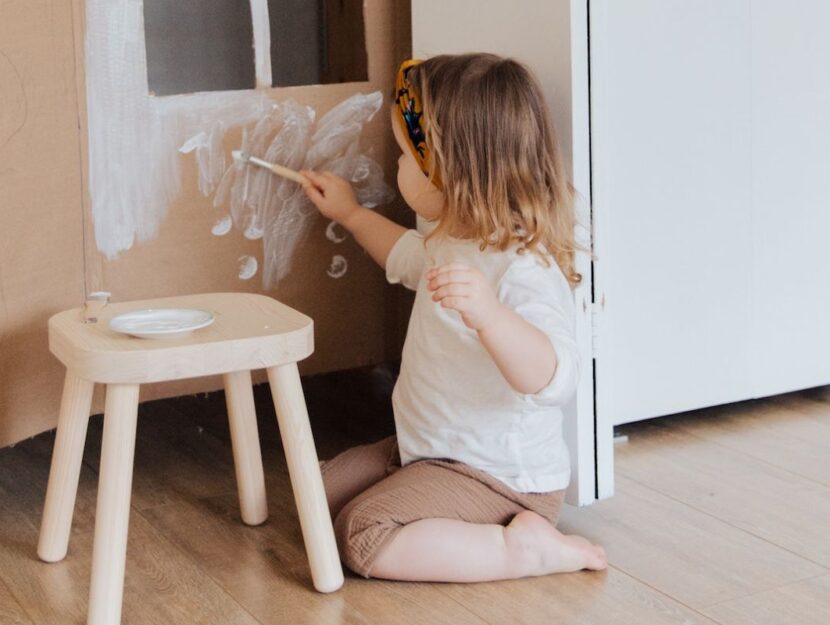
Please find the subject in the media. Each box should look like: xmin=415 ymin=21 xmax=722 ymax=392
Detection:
xmin=232 ymin=150 xmax=309 ymax=185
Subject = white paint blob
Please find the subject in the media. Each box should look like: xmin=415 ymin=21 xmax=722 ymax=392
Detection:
xmin=244 ymin=225 xmax=264 ymax=240
xmin=325 ymin=221 xmax=347 ymax=244
xmin=238 ymin=255 xmax=258 ymax=280
xmin=327 ymin=255 xmax=348 ymax=279
xmin=211 ymin=215 xmax=232 ymax=236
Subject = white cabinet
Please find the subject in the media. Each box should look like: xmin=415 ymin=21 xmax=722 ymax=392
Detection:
xmin=413 ymin=0 xmax=830 ymax=503
xmin=591 ymin=0 xmax=830 ymax=428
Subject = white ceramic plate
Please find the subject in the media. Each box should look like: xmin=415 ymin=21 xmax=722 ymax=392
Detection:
xmin=108 ymin=308 xmax=215 ymax=339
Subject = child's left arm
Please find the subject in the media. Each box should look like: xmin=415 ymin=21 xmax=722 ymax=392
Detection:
xmin=426 ymin=263 xmax=566 ymax=396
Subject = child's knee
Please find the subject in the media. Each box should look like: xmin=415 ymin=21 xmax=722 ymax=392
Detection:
xmin=333 ymin=496 xmax=399 ymax=578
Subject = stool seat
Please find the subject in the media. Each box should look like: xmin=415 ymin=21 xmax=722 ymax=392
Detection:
xmin=38 ymin=292 xmax=342 ymax=625
xmin=48 ymin=292 xmax=313 ymax=383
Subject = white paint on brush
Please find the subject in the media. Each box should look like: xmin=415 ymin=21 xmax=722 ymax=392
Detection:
xmin=238 ymin=255 xmax=258 ymax=280
xmin=249 ymin=0 xmax=273 ymax=87
xmin=211 ymin=215 xmax=233 ymax=236
xmin=326 ymin=255 xmax=348 ymax=279
xmin=325 ymin=221 xmax=347 ymax=243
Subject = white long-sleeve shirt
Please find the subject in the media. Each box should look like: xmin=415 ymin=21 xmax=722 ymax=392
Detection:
xmin=386 ymin=228 xmax=580 ymax=493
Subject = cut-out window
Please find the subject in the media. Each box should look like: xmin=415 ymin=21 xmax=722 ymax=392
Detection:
xmin=268 ymin=0 xmax=368 ymax=87
xmin=143 ymin=0 xmax=368 ymax=96
xmin=143 ymin=0 xmax=256 ymax=96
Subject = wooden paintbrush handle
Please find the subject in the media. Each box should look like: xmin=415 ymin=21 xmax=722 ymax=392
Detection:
xmin=270 ymin=164 xmax=309 ymax=185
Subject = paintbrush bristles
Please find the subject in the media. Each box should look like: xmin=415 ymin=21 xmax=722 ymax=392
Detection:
xmin=232 ymin=150 xmax=309 ymax=185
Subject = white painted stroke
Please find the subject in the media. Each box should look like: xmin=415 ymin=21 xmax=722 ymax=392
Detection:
xmin=327 ymin=255 xmax=348 ymax=279
xmin=211 ymin=215 xmax=232 ymax=236
xmin=325 ymin=221 xmax=347 ymax=243
xmin=238 ymin=255 xmax=258 ymax=279
xmin=86 ymin=0 xmax=269 ymax=259
xmin=249 ymin=0 xmax=273 ymax=87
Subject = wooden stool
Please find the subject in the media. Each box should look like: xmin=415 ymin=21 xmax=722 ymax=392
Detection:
xmin=37 ymin=292 xmax=343 ymax=625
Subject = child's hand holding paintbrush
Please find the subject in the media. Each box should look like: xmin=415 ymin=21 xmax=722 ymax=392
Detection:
xmin=232 ymin=150 xmax=359 ymax=225
xmin=232 ymin=150 xmax=310 ymax=185
xmin=300 ymin=170 xmax=364 ymax=227
xmin=234 ymin=149 xmax=402 ymax=266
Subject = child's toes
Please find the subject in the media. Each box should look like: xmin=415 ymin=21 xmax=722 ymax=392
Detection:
xmin=589 ymin=545 xmax=608 ymax=570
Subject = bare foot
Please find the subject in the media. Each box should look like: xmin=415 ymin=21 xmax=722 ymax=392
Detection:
xmin=504 ymin=510 xmax=608 ymax=576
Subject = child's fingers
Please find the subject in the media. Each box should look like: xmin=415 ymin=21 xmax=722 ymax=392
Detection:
xmin=427 ymin=262 xmax=470 ymax=278
xmin=303 ymin=183 xmax=324 ymax=205
xmin=431 ymin=283 xmax=470 ymax=302
xmin=301 ymin=170 xmax=326 ymax=190
xmin=439 ymin=296 xmax=467 ymax=311
xmin=427 ymin=269 xmax=472 ymax=291
xmin=426 ymin=263 xmax=472 ymax=285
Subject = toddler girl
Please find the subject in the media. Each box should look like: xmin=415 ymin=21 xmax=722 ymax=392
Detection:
xmin=301 ymin=53 xmax=607 ymax=582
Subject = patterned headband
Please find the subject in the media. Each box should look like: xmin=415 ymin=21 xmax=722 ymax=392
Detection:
xmin=394 ymin=59 xmax=442 ymax=190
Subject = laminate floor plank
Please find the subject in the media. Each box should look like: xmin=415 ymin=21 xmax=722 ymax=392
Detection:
xmin=0 ymin=503 xmax=261 ymax=625
xmin=0 ymin=577 xmax=35 ymax=625
xmin=434 ymin=564 xmax=721 ymax=625
xmin=81 ymin=403 xmax=242 ymax=513
xmin=614 ymin=417 xmax=830 ymax=568
xmin=555 ymin=474 xmax=825 ymax=609
xmin=140 ymin=493 xmax=489 ymax=625
xmin=700 ymin=573 xmax=830 ymax=625
xmin=641 ymin=395 xmax=830 ymax=487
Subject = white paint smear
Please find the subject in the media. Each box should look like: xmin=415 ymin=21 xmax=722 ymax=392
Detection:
xmin=327 ymin=255 xmax=348 ymax=279
xmin=325 ymin=221 xmax=347 ymax=243
xmin=211 ymin=215 xmax=232 ymax=236
xmin=238 ymin=255 xmax=258 ymax=280
xmin=210 ymin=93 xmax=394 ymax=287
xmin=86 ymin=0 xmax=270 ymax=259
xmin=249 ymin=0 xmax=273 ymax=87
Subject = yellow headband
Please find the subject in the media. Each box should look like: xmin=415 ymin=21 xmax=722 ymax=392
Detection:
xmin=394 ymin=59 xmax=442 ymax=190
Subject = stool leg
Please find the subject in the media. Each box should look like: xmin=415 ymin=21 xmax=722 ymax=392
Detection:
xmin=266 ymin=363 xmax=343 ymax=593
xmin=87 ymin=383 xmax=140 ymax=625
xmin=223 ymin=370 xmax=268 ymax=525
xmin=38 ymin=371 xmax=95 ymax=562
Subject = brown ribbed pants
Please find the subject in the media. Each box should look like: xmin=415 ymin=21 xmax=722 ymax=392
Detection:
xmin=320 ymin=434 xmax=567 ymax=579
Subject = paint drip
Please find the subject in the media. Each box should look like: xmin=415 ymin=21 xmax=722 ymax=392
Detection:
xmin=327 ymin=255 xmax=348 ymax=279
xmin=238 ymin=255 xmax=258 ymax=280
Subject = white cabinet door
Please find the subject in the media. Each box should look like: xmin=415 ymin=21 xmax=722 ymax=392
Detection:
xmin=591 ymin=0 xmax=754 ymax=426
xmin=591 ymin=0 xmax=830 ymax=426
xmin=412 ymin=0 xmax=603 ymax=504
xmin=749 ymin=1 xmax=830 ymax=396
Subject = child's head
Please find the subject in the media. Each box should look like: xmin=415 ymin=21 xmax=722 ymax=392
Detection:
xmin=392 ymin=53 xmax=584 ymax=288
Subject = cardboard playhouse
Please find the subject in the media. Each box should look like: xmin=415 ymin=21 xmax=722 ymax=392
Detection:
xmin=0 ymin=0 xmax=412 ymax=447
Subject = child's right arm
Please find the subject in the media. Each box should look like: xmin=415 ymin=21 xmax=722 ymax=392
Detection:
xmin=301 ymin=170 xmax=406 ymax=270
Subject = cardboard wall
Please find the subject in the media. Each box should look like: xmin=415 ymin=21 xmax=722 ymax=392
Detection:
xmin=0 ymin=0 xmax=412 ymax=447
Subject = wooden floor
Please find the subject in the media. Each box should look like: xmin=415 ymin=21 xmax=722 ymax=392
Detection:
xmin=0 ymin=366 xmax=828 ymax=624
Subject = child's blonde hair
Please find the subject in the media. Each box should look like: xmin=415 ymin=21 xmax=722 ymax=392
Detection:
xmin=406 ymin=53 xmax=588 ymax=289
